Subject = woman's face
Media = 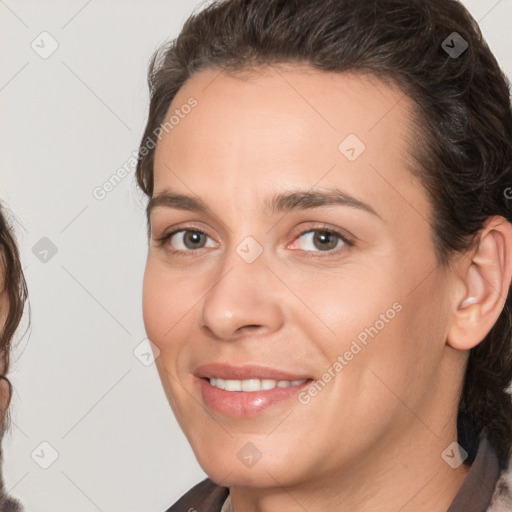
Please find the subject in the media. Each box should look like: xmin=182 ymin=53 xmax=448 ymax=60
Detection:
xmin=143 ymin=65 xmax=464 ymax=488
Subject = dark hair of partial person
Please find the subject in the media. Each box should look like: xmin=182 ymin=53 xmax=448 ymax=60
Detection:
xmin=0 ymin=203 xmax=28 ymax=510
xmin=135 ymin=0 xmax=512 ymax=470
xmin=0 ymin=204 xmax=28 ymax=427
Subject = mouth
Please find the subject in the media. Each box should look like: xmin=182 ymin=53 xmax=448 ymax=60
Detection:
xmin=194 ymin=363 xmax=314 ymax=417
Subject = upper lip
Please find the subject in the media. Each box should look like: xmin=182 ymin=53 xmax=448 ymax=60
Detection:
xmin=195 ymin=363 xmax=312 ymax=381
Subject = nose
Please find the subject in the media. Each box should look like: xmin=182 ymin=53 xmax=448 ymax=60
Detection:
xmin=197 ymin=248 xmax=284 ymax=341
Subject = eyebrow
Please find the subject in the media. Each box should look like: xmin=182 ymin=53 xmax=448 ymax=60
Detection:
xmin=146 ymin=187 xmax=381 ymax=223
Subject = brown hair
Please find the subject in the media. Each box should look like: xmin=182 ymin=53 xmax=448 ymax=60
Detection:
xmin=135 ymin=0 xmax=512 ymax=470
xmin=0 ymin=202 xmax=27 ymax=512
xmin=0 ymin=204 xmax=28 ymax=426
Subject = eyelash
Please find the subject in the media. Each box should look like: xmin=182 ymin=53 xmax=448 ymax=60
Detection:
xmin=154 ymin=225 xmax=354 ymax=259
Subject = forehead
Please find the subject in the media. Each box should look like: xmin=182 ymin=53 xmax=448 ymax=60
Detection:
xmin=152 ymin=64 xmax=429 ymax=225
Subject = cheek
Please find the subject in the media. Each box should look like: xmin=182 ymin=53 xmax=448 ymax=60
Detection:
xmin=315 ymin=258 xmax=447 ymax=390
xmin=309 ymin=268 xmax=402 ymax=355
xmin=358 ymin=274 xmax=451 ymax=411
xmin=400 ymin=278 xmax=450 ymax=365
xmin=142 ymin=260 xmax=191 ymax=351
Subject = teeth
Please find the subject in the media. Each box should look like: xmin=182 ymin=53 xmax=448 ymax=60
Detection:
xmin=224 ymin=379 xmax=241 ymax=391
xmin=241 ymin=379 xmax=261 ymax=392
xmin=261 ymin=379 xmax=278 ymax=390
xmin=213 ymin=378 xmax=226 ymax=390
xmin=209 ymin=377 xmax=307 ymax=392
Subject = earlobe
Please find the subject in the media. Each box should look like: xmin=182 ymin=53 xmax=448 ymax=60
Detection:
xmin=447 ymin=217 xmax=512 ymax=351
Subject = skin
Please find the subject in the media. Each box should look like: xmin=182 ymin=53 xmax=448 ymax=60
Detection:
xmin=142 ymin=64 xmax=512 ymax=512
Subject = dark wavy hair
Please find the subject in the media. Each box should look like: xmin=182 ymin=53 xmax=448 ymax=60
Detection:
xmin=135 ymin=0 xmax=512 ymax=470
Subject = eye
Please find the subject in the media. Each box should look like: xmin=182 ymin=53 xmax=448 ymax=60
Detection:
xmin=288 ymin=227 xmax=352 ymax=257
xmin=155 ymin=228 xmax=217 ymax=254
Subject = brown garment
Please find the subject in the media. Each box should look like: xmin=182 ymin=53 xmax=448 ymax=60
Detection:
xmin=165 ymin=432 xmax=512 ymax=512
xmin=165 ymin=478 xmax=228 ymax=512
xmin=447 ymin=431 xmax=511 ymax=512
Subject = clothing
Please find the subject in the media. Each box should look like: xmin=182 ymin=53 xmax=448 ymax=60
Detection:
xmin=0 ymin=495 xmax=23 ymax=512
xmin=0 ymin=458 xmax=23 ymax=512
xmin=220 ymin=495 xmax=232 ymax=512
xmin=164 ymin=430 xmax=512 ymax=512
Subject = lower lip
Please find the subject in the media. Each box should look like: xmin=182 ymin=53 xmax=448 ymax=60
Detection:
xmin=198 ymin=378 xmax=312 ymax=417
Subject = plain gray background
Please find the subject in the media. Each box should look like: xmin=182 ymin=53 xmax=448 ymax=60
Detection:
xmin=1 ymin=0 xmax=511 ymax=510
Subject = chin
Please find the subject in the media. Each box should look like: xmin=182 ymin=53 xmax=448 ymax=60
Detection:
xmin=193 ymin=441 xmax=308 ymax=489
xmin=203 ymin=463 xmax=288 ymax=488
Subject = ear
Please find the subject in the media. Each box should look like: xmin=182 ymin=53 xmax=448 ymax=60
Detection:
xmin=447 ymin=216 xmax=512 ymax=350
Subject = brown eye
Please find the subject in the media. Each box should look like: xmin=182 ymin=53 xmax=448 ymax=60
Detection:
xmin=170 ymin=230 xmax=211 ymax=250
xmin=295 ymin=229 xmax=346 ymax=253
xmin=312 ymin=231 xmax=340 ymax=251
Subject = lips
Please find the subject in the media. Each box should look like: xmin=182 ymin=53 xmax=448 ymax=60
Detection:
xmin=195 ymin=363 xmax=312 ymax=381
xmin=194 ymin=363 xmax=314 ymax=417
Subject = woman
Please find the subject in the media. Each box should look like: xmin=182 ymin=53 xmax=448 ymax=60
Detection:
xmin=136 ymin=0 xmax=512 ymax=510
xmin=0 ymin=205 xmax=27 ymax=511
